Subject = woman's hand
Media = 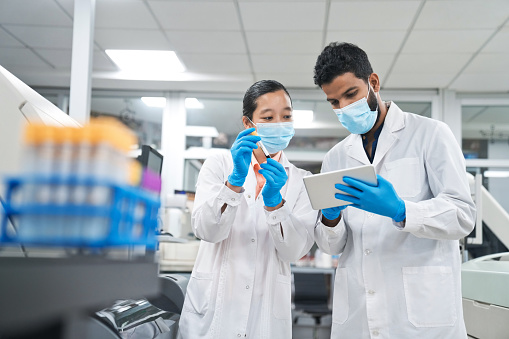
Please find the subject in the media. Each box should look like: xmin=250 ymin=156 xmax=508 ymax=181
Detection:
xmin=227 ymin=128 xmax=261 ymax=187
xmin=259 ymin=158 xmax=288 ymax=207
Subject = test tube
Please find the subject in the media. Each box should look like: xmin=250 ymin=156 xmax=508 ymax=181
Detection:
xmin=250 ymin=130 xmax=270 ymax=159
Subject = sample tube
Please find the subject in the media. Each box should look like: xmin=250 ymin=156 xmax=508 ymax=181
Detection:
xmin=250 ymin=130 xmax=270 ymax=159
xmin=247 ymin=117 xmax=270 ymax=158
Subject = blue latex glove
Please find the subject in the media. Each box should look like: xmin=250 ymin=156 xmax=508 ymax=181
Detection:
xmin=335 ymin=174 xmax=406 ymax=222
xmin=259 ymin=158 xmax=288 ymax=207
xmin=321 ymin=205 xmax=347 ymax=221
xmin=228 ymin=128 xmax=261 ymax=187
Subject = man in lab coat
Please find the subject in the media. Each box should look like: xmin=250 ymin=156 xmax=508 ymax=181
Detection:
xmin=312 ymin=42 xmax=476 ymax=338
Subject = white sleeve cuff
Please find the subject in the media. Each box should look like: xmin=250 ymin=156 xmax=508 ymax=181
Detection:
xmin=217 ymin=183 xmax=244 ymax=207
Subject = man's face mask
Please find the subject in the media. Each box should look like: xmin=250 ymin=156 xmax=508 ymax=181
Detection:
xmin=248 ymin=118 xmax=295 ymax=154
xmin=333 ymin=81 xmax=379 ymax=135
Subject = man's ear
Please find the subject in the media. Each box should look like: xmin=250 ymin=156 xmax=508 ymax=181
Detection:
xmin=369 ymin=73 xmax=381 ymax=92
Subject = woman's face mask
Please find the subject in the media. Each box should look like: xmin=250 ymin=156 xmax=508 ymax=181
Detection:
xmin=333 ymin=82 xmax=378 ymax=135
xmin=248 ymin=117 xmax=295 ymax=154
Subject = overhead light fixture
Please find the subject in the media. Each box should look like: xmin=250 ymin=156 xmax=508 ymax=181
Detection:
xmin=185 ymin=98 xmax=204 ymax=109
xmin=105 ymin=50 xmax=185 ymax=75
xmin=293 ymin=110 xmax=314 ymax=127
xmin=141 ymin=97 xmax=166 ymax=108
xmin=484 ymin=170 xmax=509 ymax=178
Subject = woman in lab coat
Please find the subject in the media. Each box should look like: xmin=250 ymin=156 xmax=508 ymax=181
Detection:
xmin=177 ymin=80 xmax=317 ymax=339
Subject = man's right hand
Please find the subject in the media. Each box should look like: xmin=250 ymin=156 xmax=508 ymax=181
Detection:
xmin=321 ymin=205 xmax=347 ymax=226
xmin=227 ymin=128 xmax=261 ymax=187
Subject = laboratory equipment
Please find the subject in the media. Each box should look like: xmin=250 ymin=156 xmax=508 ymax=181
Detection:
xmin=462 ymin=252 xmax=509 ymax=338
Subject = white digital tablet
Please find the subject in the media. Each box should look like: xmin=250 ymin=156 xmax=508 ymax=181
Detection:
xmin=303 ymin=165 xmax=378 ymax=210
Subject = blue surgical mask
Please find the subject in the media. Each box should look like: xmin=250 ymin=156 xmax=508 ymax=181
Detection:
xmin=333 ymin=83 xmax=378 ymax=135
xmin=248 ymin=118 xmax=295 ymax=153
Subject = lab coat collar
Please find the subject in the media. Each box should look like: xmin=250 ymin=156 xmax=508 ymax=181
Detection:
xmin=372 ymin=102 xmax=405 ymax=167
xmin=346 ymin=101 xmax=405 ymax=166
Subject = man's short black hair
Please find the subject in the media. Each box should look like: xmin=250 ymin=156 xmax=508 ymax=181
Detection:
xmin=313 ymin=42 xmax=373 ymax=88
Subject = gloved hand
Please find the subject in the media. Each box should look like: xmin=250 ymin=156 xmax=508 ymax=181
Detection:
xmin=321 ymin=205 xmax=347 ymax=221
xmin=259 ymin=158 xmax=288 ymax=207
xmin=335 ymin=174 xmax=406 ymax=222
xmin=228 ymin=128 xmax=261 ymax=187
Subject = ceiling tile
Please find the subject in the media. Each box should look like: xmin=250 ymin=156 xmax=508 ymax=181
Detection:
xmin=149 ymin=2 xmax=240 ymax=30
xmin=403 ymin=30 xmax=492 ymax=54
xmin=95 ymin=0 xmax=158 ymax=29
xmin=166 ymin=31 xmax=246 ymax=54
xmin=384 ymin=72 xmax=455 ymax=89
xmin=246 ymin=31 xmax=323 ymax=54
xmin=325 ymin=30 xmax=406 ymax=55
xmin=34 ymin=49 xmax=118 ymax=72
xmin=255 ymin=72 xmax=317 ymax=88
xmin=95 ymin=29 xmax=170 ymax=50
xmin=0 ymin=0 xmax=72 ymax=26
xmin=178 ymin=53 xmax=251 ymax=74
xmin=4 ymin=25 xmax=73 ymax=49
xmin=462 ymin=53 xmax=509 ymax=74
xmin=34 ymin=49 xmax=71 ymax=69
xmin=366 ymin=54 xmax=394 ymax=80
xmin=482 ymin=26 xmax=509 ymax=54
xmin=0 ymin=47 xmax=51 ymax=67
xmin=0 ymin=28 xmax=23 ymax=47
xmin=239 ymin=2 xmax=325 ymax=31
xmin=251 ymin=54 xmax=317 ymax=74
xmin=390 ymin=53 xmax=471 ymax=75
xmin=414 ymin=0 xmax=509 ymax=30
xmin=450 ymin=73 xmax=509 ymax=92
xmin=92 ymin=51 xmax=118 ymax=71
xmin=328 ymin=1 xmax=421 ymax=30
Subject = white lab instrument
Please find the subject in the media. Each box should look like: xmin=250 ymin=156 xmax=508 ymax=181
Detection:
xmin=462 ymin=252 xmax=509 ymax=339
xmin=303 ymin=165 xmax=377 ymax=210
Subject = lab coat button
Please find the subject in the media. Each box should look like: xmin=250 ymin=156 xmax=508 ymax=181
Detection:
xmin=232 ymin=198 xmax=236 ymax=201
xmin=372 ymin=330 xmax=379 ymax=336
xmin=251 ymin=238 xmax=255 ymax=242
xmin=247 ymin=195 xmax=251 ymax=198
xmin=273 ymin=216 xmax=276 ymax=220
xmin=237 ymin=335 xmax=241 ymax=337
xmin=246 ymin=285 xmax=250 ymax=289
xmin=364 ymin=249 xmax=372 ymax=255
xmin=368 ymin=290 xmax=375 ymax=295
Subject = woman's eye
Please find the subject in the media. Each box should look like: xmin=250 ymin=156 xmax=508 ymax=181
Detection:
xmin=263 ymin=117 xmax=272 ymax=121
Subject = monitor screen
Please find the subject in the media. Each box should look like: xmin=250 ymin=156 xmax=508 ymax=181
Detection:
xmin=139 ymin=145 xmax=163 ymax=176
xmin=0 ymin=64 xmax=80 ymax=190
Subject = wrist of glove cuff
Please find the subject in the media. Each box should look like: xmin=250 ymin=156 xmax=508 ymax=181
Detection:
xmin=322 ymin=210 xmax=341 ymax=221
xmin=263 ymin=193 xmax=282 ymax=208
xmin=393 ymin=200 xmax=406 ymax=222
xmin=227 ymin=172 xmax=245 ymax=187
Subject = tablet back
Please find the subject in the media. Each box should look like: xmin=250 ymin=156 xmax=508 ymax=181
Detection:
xmin=303 ymin=165 xmax=377 ymax=210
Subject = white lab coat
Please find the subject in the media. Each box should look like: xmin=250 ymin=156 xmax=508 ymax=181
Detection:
xmin=315 ymin=102 xmax=476 ymax=339
xmin=178 ymin=151 xmax=317 ymax=339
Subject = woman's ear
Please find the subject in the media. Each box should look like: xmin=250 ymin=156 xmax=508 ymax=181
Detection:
xmin=242 ymin=116 xmax=251 ymax=129
xmin=369 ymin=73 xmax=381 ymax=93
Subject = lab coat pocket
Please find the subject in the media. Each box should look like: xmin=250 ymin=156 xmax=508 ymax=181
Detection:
xmin=332 ymin=268 xmax=349 ymax=324
xmin=273 ymin=274 xmax=292 ymax=320
xmin=183 ymin=271 xmax=214 ymax=315
xmin=384 ymin=157 xmax=420 ymax=198
xmin=402 ymin=266 xmax=457 ymax=327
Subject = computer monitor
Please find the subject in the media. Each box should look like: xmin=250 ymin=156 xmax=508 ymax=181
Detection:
xmin=138 ymin=145 xmax=163 ymax=176
xmin=0 ymin=64 xmax=80 ymax=182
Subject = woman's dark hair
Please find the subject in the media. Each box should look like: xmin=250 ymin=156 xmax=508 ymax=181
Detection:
xmin=314 ymin=42 xmax=373 ymax=88
xmin=242 ymin=80 xmax=292 ymax=120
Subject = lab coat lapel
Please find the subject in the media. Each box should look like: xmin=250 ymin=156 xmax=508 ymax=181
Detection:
xmin=372 ymin=102 xmax=405 ymax=168
xmin=279 ymin=152 xmax=294 ymax=207
xmin=347 ymin=134 xmax=370 ymax=165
